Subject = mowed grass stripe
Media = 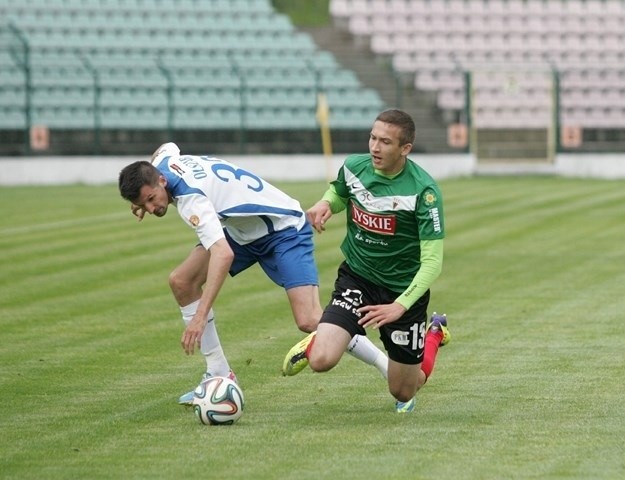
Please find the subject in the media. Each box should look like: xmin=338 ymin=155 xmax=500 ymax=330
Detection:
xmin=0 ymin=215 xmax=188 ymax=279
xmin=445 ymin=178 xmax=616 ymax=250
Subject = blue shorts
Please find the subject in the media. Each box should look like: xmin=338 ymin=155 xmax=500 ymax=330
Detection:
xmin=224 ymin=222 xmax=319 ymax=290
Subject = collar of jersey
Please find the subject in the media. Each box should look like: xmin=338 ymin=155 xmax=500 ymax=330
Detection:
xmin=373 ymin=166 xmax=404 ymax=180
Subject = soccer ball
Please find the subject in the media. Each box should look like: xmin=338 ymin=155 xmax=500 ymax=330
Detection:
xmin=192 ymin=376 xmax=244 ymax=425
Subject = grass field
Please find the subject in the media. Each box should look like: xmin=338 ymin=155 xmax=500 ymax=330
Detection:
xmin=1 ymin=176 xmax=624 ymax=480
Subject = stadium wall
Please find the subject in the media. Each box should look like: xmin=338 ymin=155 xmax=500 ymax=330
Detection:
xmin=0 ymin=154 xmax=624 ymax=186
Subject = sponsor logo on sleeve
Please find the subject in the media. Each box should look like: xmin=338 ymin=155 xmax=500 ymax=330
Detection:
xmin=189 ymin=215 xmax=200 ymax=227
xmin=429 ymin=207 xmax=441 ymax=233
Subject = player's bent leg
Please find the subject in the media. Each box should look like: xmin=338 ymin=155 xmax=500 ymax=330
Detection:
xmin=388 ymin=360 xmax=424 ymax=412
xmin=168 ymin=245 xmax=209 ymax=306
xmin=281 ymin=323 xmax=350 ymax=376
xmin=176 ymin=308 xmax=235 ymax=404
xmin=346 ymin=335 xmax=389 ymax=379
xmin=285 ymin=284 xmax=323 ymax=333
xmin=308 ymin=323 xmax=351 ymax=373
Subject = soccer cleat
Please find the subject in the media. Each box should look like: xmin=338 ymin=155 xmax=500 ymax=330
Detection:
xmin=282 ymin=331 xmax=316 ymax=376
xmin=395 ymin=398 xmax=416 ymax=413
xmin=178 ymin=369 xmax=238 ymax=406
xmin=427 ymin=312 xmax=451 ymax=346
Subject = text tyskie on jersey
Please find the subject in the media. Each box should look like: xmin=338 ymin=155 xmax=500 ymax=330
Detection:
xmin=351 ymin=203 xmax=396 ymax=235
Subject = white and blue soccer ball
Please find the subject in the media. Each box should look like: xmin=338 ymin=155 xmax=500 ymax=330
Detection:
xmin=192 ymin=376 xmax=244 ymax=425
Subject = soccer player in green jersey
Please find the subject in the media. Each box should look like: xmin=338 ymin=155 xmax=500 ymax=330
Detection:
xmin=282 ymin=109 xmax=450 ymax=412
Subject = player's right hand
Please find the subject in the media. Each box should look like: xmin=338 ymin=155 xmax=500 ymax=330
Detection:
xmin=181 ymin=315 xmax=206 ymax=355
xmin=131 ymin=204 xmax=146 ymax=221
xmin=306 ymin=201 xmax=332 ymax=233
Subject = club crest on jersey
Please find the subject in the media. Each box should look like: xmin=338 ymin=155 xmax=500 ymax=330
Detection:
xmin=423 ymin=190 xmax=437 ymax=207
xmin=351 ymin=203 xmax=396 ymax=235
xmin=189 ymin=215 xmax=200 ymax=227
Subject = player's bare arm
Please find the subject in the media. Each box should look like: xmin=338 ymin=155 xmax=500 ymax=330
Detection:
xmin=181 ymin=239 xmax=234 ymax=355
xmin=306 ymin=200 xmax=333 ymax=233
xmin=357 ymin=302 xmax=407 ymax=329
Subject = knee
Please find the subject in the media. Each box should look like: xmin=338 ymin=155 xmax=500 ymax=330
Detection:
xmin=294 ymin=315 xmax=319 ymax=334
xmin=389 ymin=384 xmax=417 ymax=403
xmin=308 ymin=355 xmax=333 ymax=373
xmin=168 ymin=268 xmax=192 ymax=296
xmin=308 ymin=349 xmax=338 ymax=373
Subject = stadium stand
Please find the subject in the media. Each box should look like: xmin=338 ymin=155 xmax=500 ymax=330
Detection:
xmin=0 ymin=0 xmax=385 ymax=154
xmin=330 ymin=0 xmax=625 ymax=155
xmin=3 ymin=0 xmax=623 ymax=156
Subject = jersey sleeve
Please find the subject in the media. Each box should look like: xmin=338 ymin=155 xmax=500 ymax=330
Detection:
xmin=416 ymin=184 xmax=445 ymax=240
xmin=321 ymin=185 xmax=348 ymax=214
xmin=176 ymin=194 xmax=225 ymax=249
xmin=330 ymin=162 xmax=350 ymax=198
xmin=395 ymin=239 xmax=443 ymax=309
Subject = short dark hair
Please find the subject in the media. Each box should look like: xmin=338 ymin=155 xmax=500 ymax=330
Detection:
xmin=375 ymin=109 xmax=416 ymax=146
xmin=118 ymin=161 xmax=161 ymax=203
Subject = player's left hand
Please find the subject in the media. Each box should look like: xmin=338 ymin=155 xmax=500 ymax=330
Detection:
xmin=181 ymin=316 xmax=205 ymax=355
xmin=357 ymin=302 xmax=407 ymax=329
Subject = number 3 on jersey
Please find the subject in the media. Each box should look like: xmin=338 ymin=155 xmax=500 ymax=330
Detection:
xmin=211 ymin=163 xmax=264 ymax=192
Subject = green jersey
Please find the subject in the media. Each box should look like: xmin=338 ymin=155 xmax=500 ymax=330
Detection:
xmin=332 ymin=153 xmax=445 ymax=293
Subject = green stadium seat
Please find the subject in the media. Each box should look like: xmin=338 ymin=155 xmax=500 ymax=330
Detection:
xmin=246 ymin=88 xmax=317 ymax=110
xmin=245 ymin=106 xmax=317 ymax=130
xmin=100 ymin=105 xmax=167 ymax=129
xmin=31 ymin=105 xmax=93 ymax=129
xmin=0 ymin=106 xmax=25 ymax=128
xmin=173 ymin=87 xmax=241 ymax=110
xmin=330 ymin=106 xmax=382 ymax=129
xmin=173 ymin=105 xmax=242 ymax=130
xmin=0 ymin=86 xmax=25 ymax=107
xmin=32 ymin=85 xmax=94 ymax=107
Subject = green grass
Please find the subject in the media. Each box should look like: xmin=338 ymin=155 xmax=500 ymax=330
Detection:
xmin=272 ymin=0 xmax=331 ymax=26
xmin=1 ymin=177 xmax=624 ymax=479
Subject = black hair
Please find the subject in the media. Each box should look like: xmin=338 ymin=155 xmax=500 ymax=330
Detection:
xmin=118 ymin=161 xmax=161 ymax=203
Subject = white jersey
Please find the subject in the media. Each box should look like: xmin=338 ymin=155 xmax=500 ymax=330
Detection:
xmin=152 ymin=143 xmax=305 ymax=248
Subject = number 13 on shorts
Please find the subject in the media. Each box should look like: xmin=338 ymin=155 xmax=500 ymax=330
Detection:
xmin=411 ymin=322 xmax=426 ymax=350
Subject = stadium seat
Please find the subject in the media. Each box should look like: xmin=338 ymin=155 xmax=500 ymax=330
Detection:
xmin=0 ymin=106 xmax=25 ymax=128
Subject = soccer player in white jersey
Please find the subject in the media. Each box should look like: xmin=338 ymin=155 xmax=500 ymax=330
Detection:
xmin=282 ymin=110 xmax=451 ymax=412
xmin=118 ymin=143 xmax=389 ymax=404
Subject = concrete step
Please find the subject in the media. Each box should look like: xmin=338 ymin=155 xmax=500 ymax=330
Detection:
xmin=300 ymin=25 xmax=456 ymax=153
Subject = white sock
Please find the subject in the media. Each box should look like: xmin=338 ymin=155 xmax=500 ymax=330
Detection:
xmin=347 ymin=335 xmax=388 ymax=380
xmin=180 ymin=301 xmax=231 ymax=378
